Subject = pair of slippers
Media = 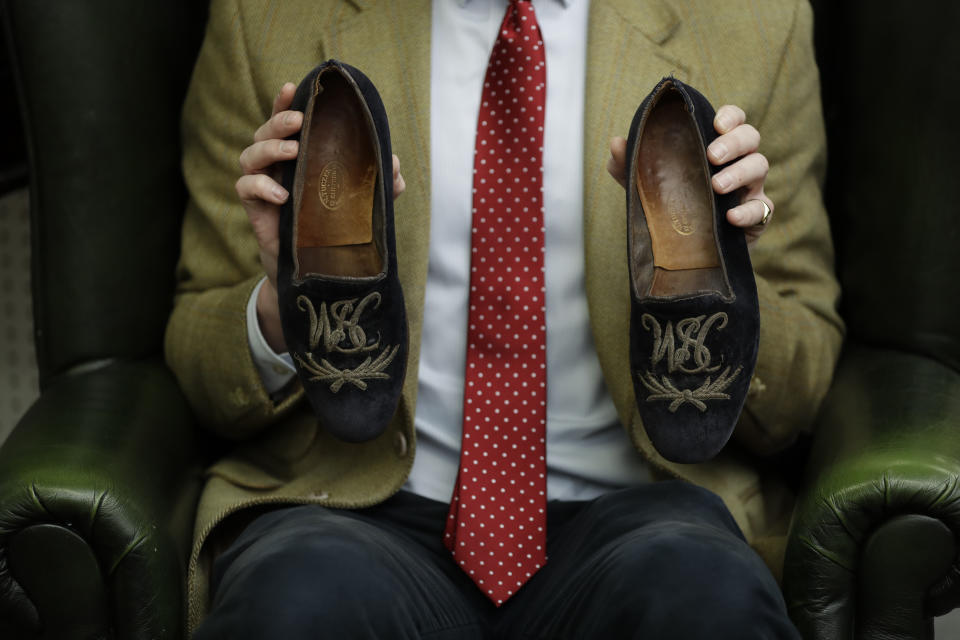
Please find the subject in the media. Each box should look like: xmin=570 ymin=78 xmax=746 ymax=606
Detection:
xmin=275 ymin=61 xmax=758 ymax=464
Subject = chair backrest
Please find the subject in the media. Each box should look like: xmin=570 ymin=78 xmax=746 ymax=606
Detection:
xmin=4 ymin=0 xmax=209 ymax=388
xmin=812 ymin=0 xmax=960 ymax=372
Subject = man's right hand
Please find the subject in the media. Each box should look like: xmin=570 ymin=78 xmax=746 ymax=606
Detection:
xmin=236 ymin=82 xmax=302 ymax=354
xmin=235 ymin=81 xmax=407 ymax=354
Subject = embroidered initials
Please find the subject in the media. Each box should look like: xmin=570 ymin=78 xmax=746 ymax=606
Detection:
xmin=641 ymin=312 xmax=727 ymax=374
xmin=298 ymin=292 xmax=382 ymax=354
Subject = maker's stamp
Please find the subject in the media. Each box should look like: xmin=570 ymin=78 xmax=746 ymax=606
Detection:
xmin=319 ymin=161 xmax=346 ymax=210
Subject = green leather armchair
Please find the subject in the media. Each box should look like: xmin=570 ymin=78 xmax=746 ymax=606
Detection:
xmin=0 ymin=2 xmax=208 ymax=638
xmin=1 ymin=1 xmax=958 ymax=639
xmin=783 ymin=2 xmax=960 ymax=638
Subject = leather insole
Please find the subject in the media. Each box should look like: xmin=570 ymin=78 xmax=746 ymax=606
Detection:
xmin=296 ymin=71 xmax=383 ymax=278
xmin=636 ymin=91 xmax=725 ymax=297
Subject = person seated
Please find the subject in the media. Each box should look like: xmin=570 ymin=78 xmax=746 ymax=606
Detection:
xmin=165 ymin=0 xmax=842 ymax=637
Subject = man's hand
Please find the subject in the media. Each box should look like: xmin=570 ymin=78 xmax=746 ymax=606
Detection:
xmin=606 ymin=104 xmax=773 ymax=245
xmin=235 ymin=82 xmax=406 ymax=353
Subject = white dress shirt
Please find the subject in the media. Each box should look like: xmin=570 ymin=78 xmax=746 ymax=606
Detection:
xmin=247 ymin=0 xmax=650 ymax=503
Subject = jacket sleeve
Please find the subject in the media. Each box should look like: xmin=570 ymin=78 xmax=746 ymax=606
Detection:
xmin=164 ymin=0 xmax=304 ymax=439
xmin=734 ymin=0 xmax=845 ymax=455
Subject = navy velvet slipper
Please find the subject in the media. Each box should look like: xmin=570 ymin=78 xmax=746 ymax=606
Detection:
xmin=276 ymin=60 xmax=407 ymax=443
xmin=625 ymin=77 xmax=759 ymax=463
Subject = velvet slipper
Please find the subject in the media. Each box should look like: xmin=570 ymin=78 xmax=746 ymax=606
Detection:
xmin=276 ymin=60 xmax=407 ymax=442
xmin=625 ymin=77 xmax=759 ymax=463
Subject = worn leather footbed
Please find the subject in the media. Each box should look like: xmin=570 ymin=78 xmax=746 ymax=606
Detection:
xmin=294 ymin=68 xmax=383 ymax=279
xmin=634 ymin=88 xmax=727 ymax=298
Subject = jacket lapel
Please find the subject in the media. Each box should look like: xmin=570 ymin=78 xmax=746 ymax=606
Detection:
xmin=582 ymin=0 xmax=689 ymax=429
xmin=323 ymin=0 xmax=433 ymax=430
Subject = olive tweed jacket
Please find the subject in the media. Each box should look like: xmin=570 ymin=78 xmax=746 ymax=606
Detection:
xmin=164 ymin=0 xmax=843 ymax=631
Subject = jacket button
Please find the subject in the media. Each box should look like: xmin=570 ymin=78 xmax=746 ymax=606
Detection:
xmin=748 ymin=375 xmax=767 ymax=398
xmin=231 ymin=386 xmax=249 ymax=407
xmin=393 ymin=431 xmax=409 ymax=458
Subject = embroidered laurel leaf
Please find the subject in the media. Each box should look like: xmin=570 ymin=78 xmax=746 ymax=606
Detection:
xmin=294 ymin=344 xmax=400 ymax=393
xmin=692 ymin=365 xmax=742 ymax=400
xmin=636 ymin=365 xmax=743 ymax=413
xmin=638 ymin=371 xmax=670 ymax=396
xmin=660 ymin=375 xmax=682 ymax=395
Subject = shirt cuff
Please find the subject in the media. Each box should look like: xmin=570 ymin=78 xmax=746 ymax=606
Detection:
xmin=246 ymin=276 xmax=296 ymax=394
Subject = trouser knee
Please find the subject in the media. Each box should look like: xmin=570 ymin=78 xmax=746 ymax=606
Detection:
xmin=197 ymin=512 xmax=413 ymax=639
xmin=599 ymin=524 xmax=797 ymax=639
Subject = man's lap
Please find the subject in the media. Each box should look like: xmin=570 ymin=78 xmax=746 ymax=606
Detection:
xmin=196 ymin=491 xmax=490 ymax=639
xmin=194 ymin=481 xmax=799 ymax=639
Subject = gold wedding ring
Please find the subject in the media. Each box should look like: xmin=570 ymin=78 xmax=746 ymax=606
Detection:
xmin=753 ymin=199 xmax=772 ymax=226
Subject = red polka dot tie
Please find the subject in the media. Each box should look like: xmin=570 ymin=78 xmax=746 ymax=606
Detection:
xmin=443 ymin=0 xmax=548 ymax=607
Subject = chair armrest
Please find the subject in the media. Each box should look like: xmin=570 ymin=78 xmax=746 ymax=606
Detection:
xmin=0 ymin=358 xmax=203 ymax=640
xmin=784 ymin=344 xmax=960 ymax=639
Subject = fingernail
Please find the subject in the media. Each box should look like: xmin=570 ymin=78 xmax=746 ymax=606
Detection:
xmin=732 ymin=209 xmax=745 ymax=224
xmin=716 ymin=116 xmax=732 ymax=132
xmin=273 ymin=186 xmax=288 ymax=201
xmin=284 ymin=112 xmax=295 ymax=126
xmin=281 ymin=141 xmax=297 ymax=154
xmin=715 ymin=174 xmax=731 ymax=191
xmin=708 ymin=142 xmax=728 ymax=162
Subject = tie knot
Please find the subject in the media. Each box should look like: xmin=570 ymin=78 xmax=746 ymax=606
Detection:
xmin=502 ymin=0 xmax=539 ymax=41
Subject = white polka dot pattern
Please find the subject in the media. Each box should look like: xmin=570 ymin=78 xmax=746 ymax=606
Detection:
xmin=443 ymin=0 xmax=548 ymax=607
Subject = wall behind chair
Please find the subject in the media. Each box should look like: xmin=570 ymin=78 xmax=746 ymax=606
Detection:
xmin=0 ymin=8 xmax=36 ymax=442
xmin=0 ymin=187 xmax=37 ymax=442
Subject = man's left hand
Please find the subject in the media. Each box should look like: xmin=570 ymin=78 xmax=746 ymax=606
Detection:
xmin=607 ymin=104 xmax=773 ymax=244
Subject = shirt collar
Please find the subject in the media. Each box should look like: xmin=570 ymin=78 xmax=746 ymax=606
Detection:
xmin=455 ymin=0 xmax=573 ymax=8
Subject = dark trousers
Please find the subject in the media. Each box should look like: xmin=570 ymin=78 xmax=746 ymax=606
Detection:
xmin=194 ymin=481 xmax=800 ymax=639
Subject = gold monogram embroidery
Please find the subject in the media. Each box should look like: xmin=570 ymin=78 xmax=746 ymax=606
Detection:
xmin=637 ymin=312 xmax=740 ymax=412
xmin=642 ymin=312 xmax=727 ymax=374
xmin=298 ymin=293 xmax=382 ymax=354
xmin=295 ymin=292 xmax=397 ymax=392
